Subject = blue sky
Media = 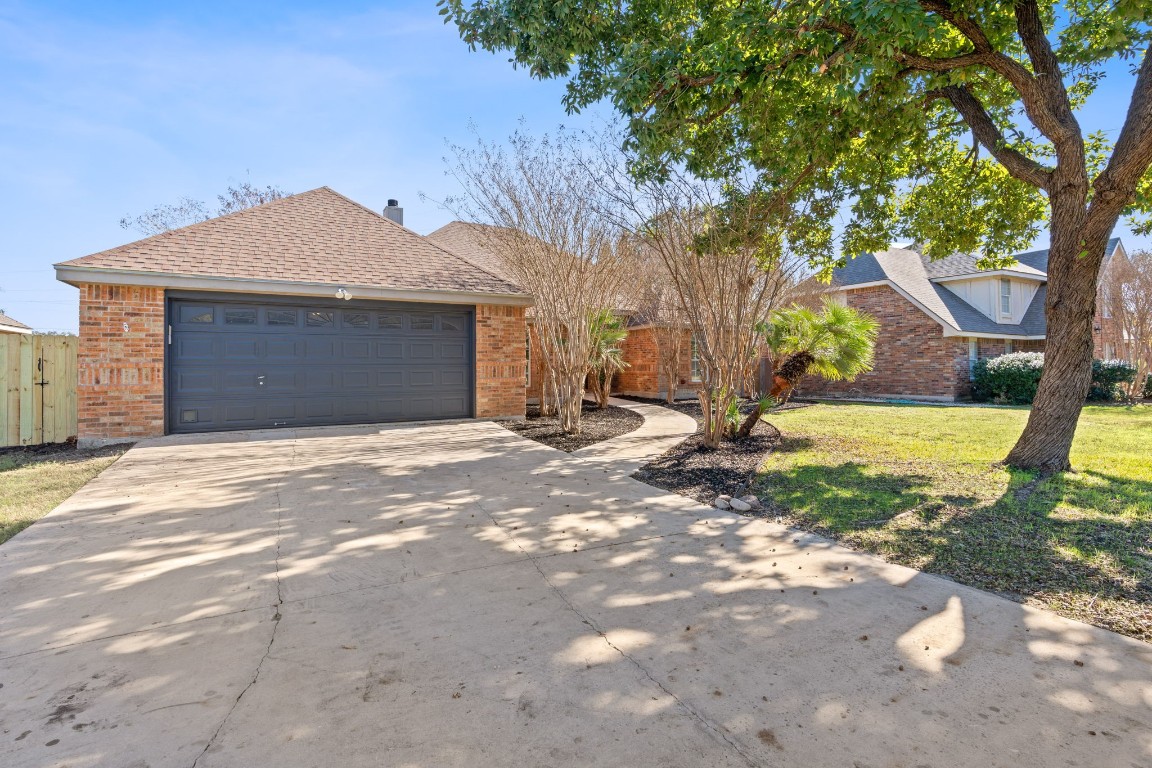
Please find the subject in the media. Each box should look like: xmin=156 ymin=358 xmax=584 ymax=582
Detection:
xmin=0 ymin=1 xmax=1147 ymax=332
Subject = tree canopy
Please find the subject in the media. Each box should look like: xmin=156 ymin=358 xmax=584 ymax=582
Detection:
xmin=441 ymin=0 xmax=1152 ymax=471
xmin=441 ymin=0 xmax=1151 ymax=266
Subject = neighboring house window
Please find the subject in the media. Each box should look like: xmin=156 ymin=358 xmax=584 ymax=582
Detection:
xmin=691 ymin=336 xmax=702 ymax=382
xmin=968 ymin=339 xmax=978 ymax=380
xmin=999 ymin=278 xmax=1012 ymax=317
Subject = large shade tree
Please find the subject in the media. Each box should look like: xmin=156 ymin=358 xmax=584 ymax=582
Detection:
xmin=441 ymin=0 xmax=1152 ymax=472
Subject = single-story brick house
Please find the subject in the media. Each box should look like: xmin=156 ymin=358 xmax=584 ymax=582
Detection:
xmin=54 ymin=188 xmax=531 ymax=446
xmin=427 ymin=221 xmax=701 ymax=402
xmin=801 ymin=238 xmax=1127 ymax=401
xmin=0 ymin=312 xmax=33 ymax=335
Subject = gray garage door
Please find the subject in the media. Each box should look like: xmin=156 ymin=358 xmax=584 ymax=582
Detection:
xmin=168 ymin=297 xmax=473 ymax=433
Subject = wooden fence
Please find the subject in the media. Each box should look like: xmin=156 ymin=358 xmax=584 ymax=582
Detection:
xmin=0 ymin=334 xmax=78 ymax=447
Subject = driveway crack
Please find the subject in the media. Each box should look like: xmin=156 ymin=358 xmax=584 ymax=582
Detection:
xmin=190 ymin=437 xmax=293 ymax=768
xmin=473 ymin=500 xmax=760 ymax=767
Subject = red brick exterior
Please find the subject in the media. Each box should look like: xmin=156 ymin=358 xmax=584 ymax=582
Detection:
xmin=475 ymin=304 xmax=527 ymax=419
xmin=77 ymin=283 xmax=166 ymax=442
xmin=800 ymin=285 xmax=972 ymax=400
xmin=614 ymin=327 xmax=697 ymax=399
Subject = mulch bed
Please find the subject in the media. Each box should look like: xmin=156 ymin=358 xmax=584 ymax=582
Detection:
xmin=621 ymin=395 xmax=810 ymax=504
xmin=501 ymin=402 xmax=644 ymax=452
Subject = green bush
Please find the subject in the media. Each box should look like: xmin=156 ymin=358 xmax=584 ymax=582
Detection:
xmin=972 ymin=352 xmax=1045 ymax=404
xmin=1144 ymin=373 xmax=1152 ymax=400
xmin=1088 ymin=359 xmax=1137 ymax=401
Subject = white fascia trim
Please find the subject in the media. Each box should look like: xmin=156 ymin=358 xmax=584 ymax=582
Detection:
xmin=931 ymin=270 xmax=1046 ymax=284
xmin=942 ymin=329 xmax=1046 ymax=340
xmin=0 ymin=326 xmax=33 ymax=335
xmin=55 ymin=266 xmax=535 ymax=307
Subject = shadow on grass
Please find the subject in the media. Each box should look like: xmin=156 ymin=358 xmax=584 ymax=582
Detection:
xmin=756 ymin=458 xmax=1152 ymax=641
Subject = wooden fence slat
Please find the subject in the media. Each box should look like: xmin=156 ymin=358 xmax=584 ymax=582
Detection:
xmin=0 ymin=334 xmax=78 ymax=448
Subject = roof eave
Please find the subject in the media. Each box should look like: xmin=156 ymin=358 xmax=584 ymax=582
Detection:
xmin=931 ymin=270 xmax=1046 ymax=284
xmin=54 ymin=265 xmax=535 ymax=307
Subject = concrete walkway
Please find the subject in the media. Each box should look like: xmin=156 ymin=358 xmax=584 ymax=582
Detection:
xmin=570 ymin=397 xmax=698 ymax=477
xmin=0 ymin=420 xmax=1149 ymax=768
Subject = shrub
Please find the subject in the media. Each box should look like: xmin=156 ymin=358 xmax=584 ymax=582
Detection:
xmin=1088 ymin=359 xmax=1137 ymax=401
xmin=972 ymin=352 xmax=1045 ymax=404
xmin=1144 ymin=373 xmax=1152 ymax=400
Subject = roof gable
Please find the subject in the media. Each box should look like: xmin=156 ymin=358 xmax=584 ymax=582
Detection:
xmin=58 ymin=188 xmax=524 ymax=297
xmin=0 ymin=312 xmax=32 ymax=332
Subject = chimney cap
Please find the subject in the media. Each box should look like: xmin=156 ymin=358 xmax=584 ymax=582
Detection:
xmin=386 ymin=199 xmax=399 ymax=208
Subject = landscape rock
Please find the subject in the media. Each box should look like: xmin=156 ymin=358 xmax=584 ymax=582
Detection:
xmin=729 ymin=498 xmax=752 ymax=512
xmin=740 ymin=495 xmax=763 ymax=511
xmin=714 ymin=495 xmax=732 ymax=510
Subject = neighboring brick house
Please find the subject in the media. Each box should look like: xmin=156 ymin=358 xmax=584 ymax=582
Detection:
xmin=427 ymin=221 xmax=701 ymax=402
xmin=801 ymin=238 xmax=1127 ymax=401
xmin=0 ymin=312 xmax=33 ymax=335
xmin=55 ymin=188 xmax=530 ymax=446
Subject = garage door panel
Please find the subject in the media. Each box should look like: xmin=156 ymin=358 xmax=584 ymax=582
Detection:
xmin=170 ymin=299 xmax=475 ymax=433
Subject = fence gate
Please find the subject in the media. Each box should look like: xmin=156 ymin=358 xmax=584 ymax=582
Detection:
xmin=0 ymin=335 xmax=78 ymax=447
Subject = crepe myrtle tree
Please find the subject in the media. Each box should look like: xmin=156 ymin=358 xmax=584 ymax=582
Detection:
xmin=598 ymin=166 xmax=807 ymax=449
xmin=444 ymin=128 xmax=633 ymax=435
xmin=441 ymin=0 xmax=1152 ymax=472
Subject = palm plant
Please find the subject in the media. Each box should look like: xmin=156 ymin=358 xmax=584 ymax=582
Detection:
xmin=736 ymin=300 xmax=878 ymax=437
xmin=587 ymin=309 xmax=630 ymax=409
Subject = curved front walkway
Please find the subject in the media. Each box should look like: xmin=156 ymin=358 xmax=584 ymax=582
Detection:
xmin=569 ymin=396 xmax=697 ymax=477
xmin=0 ymin=418 xmax=1148 ymax=767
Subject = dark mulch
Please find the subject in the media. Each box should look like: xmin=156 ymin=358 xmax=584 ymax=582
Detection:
xmin=500 ymin=402 xmax=644 ymax=452
xmin=633 ymin=431 xmax=780 ymax=504
xmin=621 ymin=395 xmax=809 ymax=504
xmin=0 ymin=441 xmax=77 ymax=459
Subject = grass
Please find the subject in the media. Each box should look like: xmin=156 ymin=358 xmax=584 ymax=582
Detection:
xmin=755 ymin=403 xmax=1152 ymax=641
xmin=0 ymin=444 xmax=129 ymax=545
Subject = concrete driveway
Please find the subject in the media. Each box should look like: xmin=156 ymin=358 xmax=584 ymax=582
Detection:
xmin=1 ymin=421 xmax=1149 ymax=767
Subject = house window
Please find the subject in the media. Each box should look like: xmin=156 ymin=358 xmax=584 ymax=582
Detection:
xmin=525 ymin=328 xmax=531 ymax=386
xmin=691 ymin=336 xmax=702 ymax=382
xmin=1005 ymin=340 xmax=1014 ymax=354
xmin=1000 ymin=278 xmax=1012 ymax=316
xmin=968 ymin=339 xmax=978 ymax=380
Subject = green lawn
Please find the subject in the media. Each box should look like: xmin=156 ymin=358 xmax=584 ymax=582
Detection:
xmin=756 ymin=403 xmax=1152 ymax=641
xmin=0 ymin=445 xmax=128 ymax=545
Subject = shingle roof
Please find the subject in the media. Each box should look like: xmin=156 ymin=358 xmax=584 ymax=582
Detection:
xmin=58 ymin=188 xmax=525 ymax=296
xmin=831 ymin=246 xmax=1059 ymax=337
xmin=0 ymin=312 xmax=31 ymax=331
xmin=425 ymin=221 xmax=521 ymax=285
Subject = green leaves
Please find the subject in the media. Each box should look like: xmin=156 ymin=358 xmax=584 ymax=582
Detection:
xmin=763 ymin=299 xmax=879 ymax=383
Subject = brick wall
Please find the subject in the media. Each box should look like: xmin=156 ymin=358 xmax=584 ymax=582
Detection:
xmin=799 ymin=285 xmax=971 ymax=400
xmin=614 ymin=327 xmax=697 ymax=399
xmin=77 ymin=283 xmax=166 ymax=443
xmin=475 ymin=304 xmax=527 ymax=418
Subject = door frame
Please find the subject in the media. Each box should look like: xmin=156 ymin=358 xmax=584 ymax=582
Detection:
xmin=163 ymin=290 xmax=477 ymax=435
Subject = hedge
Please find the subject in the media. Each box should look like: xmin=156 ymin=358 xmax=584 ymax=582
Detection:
xmin=972 ymin=353 xmax=1138 ymax=404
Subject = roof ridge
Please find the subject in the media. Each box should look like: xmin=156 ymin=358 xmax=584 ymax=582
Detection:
xmin=315 ymin=198 xmax=518 ymax=289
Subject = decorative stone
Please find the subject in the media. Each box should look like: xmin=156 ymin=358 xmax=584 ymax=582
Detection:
xmin=729 ymin=498 xmax=752 ymax=512
xmin=714 ymin=496 xmax=732 ymax=510
xmin=740 ymin=495 xmax=763 ymax=510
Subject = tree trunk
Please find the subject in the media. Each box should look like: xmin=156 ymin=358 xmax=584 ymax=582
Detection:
xmin=556 ymin=371 xmax=585 ymax=434
xmin=1005 ymin=210 xmax=1113 ymax=472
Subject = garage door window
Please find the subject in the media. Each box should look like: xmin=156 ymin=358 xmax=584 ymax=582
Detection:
xmin=379 ymin=314 xmax=403 ymax=330
xmin=181 ymin=306 xmax=214 ymax=324
xmin=225 ymin=309 xmax=257 ymax=325
xmin=306 ymin=311 xmax=334 ymax=327
xmin=410 ymin=315 xmax=434 ymax=331
xmin=343 ymin=312 xmax=370 ymax=329
xmin=267 ymin=310 xmax=297 ymax=326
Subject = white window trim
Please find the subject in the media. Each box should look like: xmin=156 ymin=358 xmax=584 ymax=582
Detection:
xmin=690 ymin=336 xmax=702 ymax=382
xmin=999 ymin=278 xmax=1012 ymax=317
